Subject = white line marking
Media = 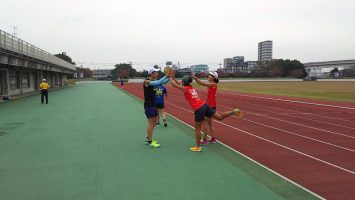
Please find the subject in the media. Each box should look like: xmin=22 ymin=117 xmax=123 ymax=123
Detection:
xmin=167 ymin=90 xmax=355 ymax=139
xmin=240 ymin=117 xmax=355 ymax=153
xmin=167 ymin=113 xmax=326 ymax=200
xmin=166 ymin=102 xmax=355 ymax=175
xmin=218 ymin=104 xmax=355 ymax=139
xmin=122 ymin=87 xmax=326 ymax=200
xmin=127 ymin=86 xmax=355 ymax=152
xmin=195 ymin=88 xmax=355 ymax=124
xmin=208 ymin=92 xmax=355 ymax=130
xmin=219 ymin=91 xmax=355 ymax=110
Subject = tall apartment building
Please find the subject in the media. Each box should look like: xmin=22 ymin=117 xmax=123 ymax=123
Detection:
xmin=258 ymin=40 xmax=273 ymax=62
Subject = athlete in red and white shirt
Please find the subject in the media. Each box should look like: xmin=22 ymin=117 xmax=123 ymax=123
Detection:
xmin=192 ymin=71 xmax=219 ymax=145
xmin=169 ymin=72 xmax=242 ymax=152
xmin=184 ymin=85 xmax=205 ymax=111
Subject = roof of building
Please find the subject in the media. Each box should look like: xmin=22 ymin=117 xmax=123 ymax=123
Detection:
xmin=304 ymin=60 xmax=355 ymax=67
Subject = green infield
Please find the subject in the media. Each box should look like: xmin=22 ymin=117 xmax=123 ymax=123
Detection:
xmin=195 ymin=81 xmax=355 ymax=102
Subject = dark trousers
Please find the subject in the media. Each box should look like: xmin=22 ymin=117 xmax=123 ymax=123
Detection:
xmin=41 ymin=89 xmax=48 ymax=104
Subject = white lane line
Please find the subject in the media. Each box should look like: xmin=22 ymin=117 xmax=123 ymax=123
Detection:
xmin=293 ymin=112 xmax=355 ymax=123
xmin=122 ymin=87 xmax=326 ymax=200
xmin=207 ymin=93 xmax=355 ymax=130
xmin=240 ymin=117 xmax=355 ymax=153
xmin=166 ymin=102 xmax=355 ymax=175
xmin=167 ymin=113 xmax=326 ymax=200
xmin=217 ymin=103 xmax=355 ymax=139
xmin=247 ymin=111 xmax=355 ymax=139
xmin=195 ymin=88 xmax=355 ymax=124
xmin=129 ymin=86 xmax=355 ymax=152
xmin=219 ymin=91 xmax=355 ymax=111
xmin=168 ymin=90 xmax=355 ymax=139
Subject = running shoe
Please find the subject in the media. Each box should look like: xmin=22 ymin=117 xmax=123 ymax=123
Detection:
xmin=163 ymin=120 xmax=167 ymax=127
xmin=234 ymin=108 xmax=243 ymax=118
xmin=208 ymin=138 xmax=217 ymax=144
xmin=145 ymin=139 xmax=158 ymax=144
xmin=150 ymin=140 xmax=160 ymax=148
xmin=200 ymin=139 xmax=208 ymax=146
xmin=145 ymin=140 xmax=161 ymax=148
xmin=190 ymin=146 xmax=202 ymax=152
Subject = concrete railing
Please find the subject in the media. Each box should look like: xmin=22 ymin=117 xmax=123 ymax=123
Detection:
xmin=0 ymin=29 xmax=76 ymax=71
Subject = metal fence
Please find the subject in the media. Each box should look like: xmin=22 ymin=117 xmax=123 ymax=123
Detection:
xmin=0 ymin=29 xmax=76 ymax=71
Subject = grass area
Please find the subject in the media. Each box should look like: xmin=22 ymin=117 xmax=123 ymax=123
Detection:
xmin=195 ymin=81 xmax=355 ymax=102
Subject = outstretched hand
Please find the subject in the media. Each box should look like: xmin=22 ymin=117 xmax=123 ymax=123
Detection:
xmin=167 ymin=68 xmax=173 ymax=77
xmin=191 ymin=72 xmax=197 ymax=79
xmin=163 ymin=66 xmax=171 ymax=75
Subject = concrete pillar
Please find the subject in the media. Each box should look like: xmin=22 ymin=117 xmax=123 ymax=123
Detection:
xmin=59 ymin=74 xmax=63 ymax=87
xmin=0 ymin=68 xmax=9 ymax=95
xmin=19 ymin=69 xmax=23 ymax=95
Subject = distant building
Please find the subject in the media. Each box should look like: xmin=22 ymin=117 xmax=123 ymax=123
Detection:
xmin=177 ymin=67 xmax=191 ymax=76
xmin=0 ymin=29 xmax=75 ymax=97
xmin=246 ymin=61 xmax=258 ymax=71
xmin=223 ymin=56 xmax=248 ymax=72
xmin=304 ymin=60 xmax=355 ymax=78
xmin=191 ymin=64 xmax=209 ymax=74
xmin=223 ymin=58 xmax=234 ymax=68
xmin=172 ymin=64 xmax=178 ymax=71
xmin=92 ymin=69 xmax=113 ymax=80
xmin=258 ymin=40 xmax=273 ymax=62
xmin=166 ymin=61 xmax=179 ymax=70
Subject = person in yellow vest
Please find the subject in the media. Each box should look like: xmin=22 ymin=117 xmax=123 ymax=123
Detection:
xmin=39 ymin=79 xmax=49 ymax=104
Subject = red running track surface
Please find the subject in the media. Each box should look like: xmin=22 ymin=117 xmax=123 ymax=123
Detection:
xmin=115 ymin=83 xmax=355 ymax=200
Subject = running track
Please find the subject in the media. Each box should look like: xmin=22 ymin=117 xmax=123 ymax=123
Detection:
xmin=115 ymin=83 xmax=355 ymax=200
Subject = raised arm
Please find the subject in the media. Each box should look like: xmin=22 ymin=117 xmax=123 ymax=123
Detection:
xmin=144 ymin=75 xmax=169 ymax=87
xmin=172 ymin=77 xmax=181 ymax=85
xmin=169 ymin=77 xmax=185 ymax=91
xmin=191 ymin=73 xmax=216 ymax=88
xmin=161 ymin=77 xmax=170 ymax=85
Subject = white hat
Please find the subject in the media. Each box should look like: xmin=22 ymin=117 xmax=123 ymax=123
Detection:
xmin=42 ymin=79 xmax=46 ymax=82
xmin=209 ymin=71 xmax=218 ymax=79
xmin=147 ymin=66 xmax=160 ymax=75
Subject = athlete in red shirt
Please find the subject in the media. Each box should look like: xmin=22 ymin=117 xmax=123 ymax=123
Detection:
xmin=169 ymin=72 xmax=242 ymax=152
xmin=192 ymin=71 xmax=219 ymax=145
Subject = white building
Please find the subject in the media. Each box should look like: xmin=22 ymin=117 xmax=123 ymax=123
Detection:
xmin=246 ymin=61 xmax=258 ymax=71
xmin=223 ymin=56 xmax=248 ymax=72
xmin=92 ymin=69 xmax=113 ymax=80
xmin=190 ymin=64 xmax=209 ymax=74
xmin=258 ymin=40 xmax=273 ymax=62
xmin=304 ymin=60 xmax=355 ymax=78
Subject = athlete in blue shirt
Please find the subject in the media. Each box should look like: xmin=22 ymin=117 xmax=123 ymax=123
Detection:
xmin=154 ymin=85 xmax=168 ymax=127
xmin=143 ymin=66 xmax=171 ymax=148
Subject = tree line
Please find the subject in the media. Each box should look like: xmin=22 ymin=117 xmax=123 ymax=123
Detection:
xmin=55 ymin=52 xmax=355 ymax=79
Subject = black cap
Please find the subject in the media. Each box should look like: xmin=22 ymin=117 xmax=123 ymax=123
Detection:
xmin=182 ymin=75 xmax=192 ymax=86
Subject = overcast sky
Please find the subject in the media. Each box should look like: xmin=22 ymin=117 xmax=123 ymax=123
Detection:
xmin=1 ymin=0 xmax=355 ymax=70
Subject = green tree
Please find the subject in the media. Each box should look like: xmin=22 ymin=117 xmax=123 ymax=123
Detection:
xmin=75 ymin=67 xmax=93 ymax=78
xmin=111 ymin=63 xmax=138 ymax=79
xmin=54 ymin=52 xmax=76 ymax=65
xmin=330 ymin=68 xmax=339 ymax=74
xmin=343 ymin=65 xmax=355 ymax=77
xmin=140 ymin=70 xmax=149 ymax=77
xmin=216 ymin=69 xmax=225 ymax=78
xmin=260 ymin=59 xmax=306 ymax=78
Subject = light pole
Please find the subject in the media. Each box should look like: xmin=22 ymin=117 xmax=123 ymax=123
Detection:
xmin=11 ymin=26 xmax=17 ymax=37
